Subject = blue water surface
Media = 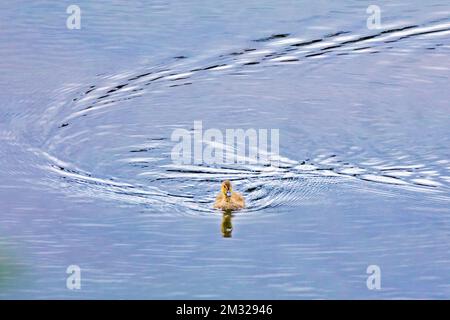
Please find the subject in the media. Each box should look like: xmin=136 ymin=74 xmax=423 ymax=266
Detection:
xmin=1 ymin=1 xmax=450 ymax=299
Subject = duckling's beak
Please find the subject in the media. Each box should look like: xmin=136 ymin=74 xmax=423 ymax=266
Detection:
xmin=226 ymin=190 xmax=232 ymax=197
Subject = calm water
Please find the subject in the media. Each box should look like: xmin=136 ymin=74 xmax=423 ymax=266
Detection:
xmin=1 ymin=1 xmax=450 ymax=299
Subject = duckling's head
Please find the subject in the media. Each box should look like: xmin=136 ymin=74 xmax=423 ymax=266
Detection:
xmin=221 ymin=180 xmax=232 ymax=198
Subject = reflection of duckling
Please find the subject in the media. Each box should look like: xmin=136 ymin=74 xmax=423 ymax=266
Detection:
xmin=214 ymin=180 xmax=245 ymax=211
xmin=221 ymin=211 xmax=233 ymax=238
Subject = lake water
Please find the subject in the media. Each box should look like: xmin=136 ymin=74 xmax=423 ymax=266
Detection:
xmin=0 ymin=1 xmax=449 ymax=299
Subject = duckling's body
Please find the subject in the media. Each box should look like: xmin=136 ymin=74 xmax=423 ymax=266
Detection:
xmin=215 ymin=192 xmax=245 ymax=210
xmin=214 ymin=180 xmax=245 ymax=211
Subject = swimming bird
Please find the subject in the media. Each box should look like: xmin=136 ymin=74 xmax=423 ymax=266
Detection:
xmin=214 ymin=180 xmax=245 ymax=210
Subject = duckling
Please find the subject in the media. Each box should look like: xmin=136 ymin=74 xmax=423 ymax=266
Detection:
xmin=214 ymin=180 xmax=245 ymax=211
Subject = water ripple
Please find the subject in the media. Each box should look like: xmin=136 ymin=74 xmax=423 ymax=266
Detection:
xmin=2 ymin=19 xmax=449 ymax=216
